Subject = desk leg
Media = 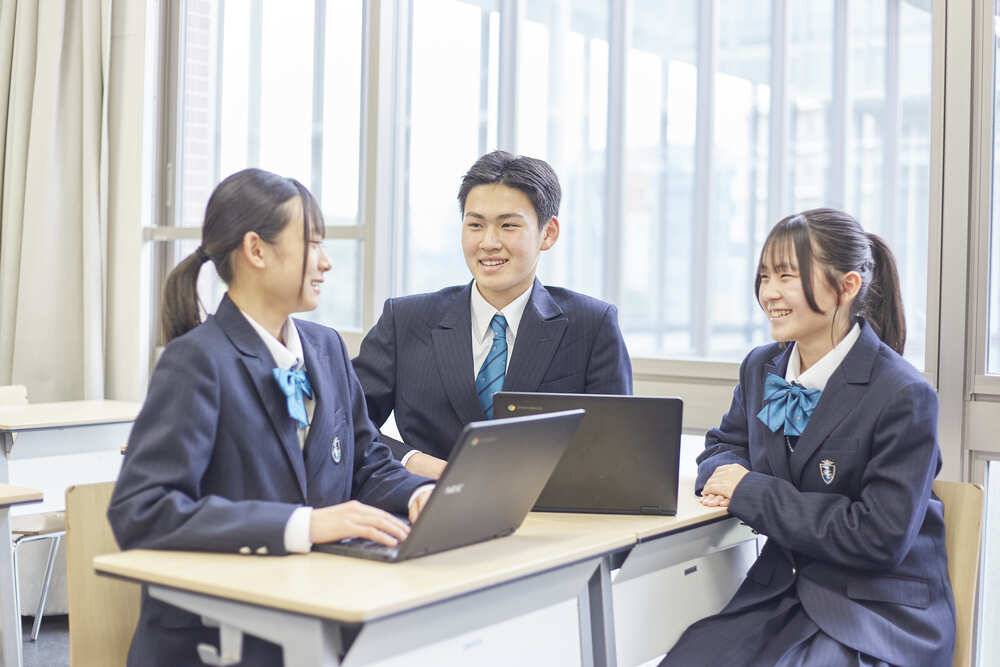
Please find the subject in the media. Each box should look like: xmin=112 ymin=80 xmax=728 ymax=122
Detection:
xmin=0 ymin=508 xmax=23 ymax=667
xmin=149 ymin=585 xmax=342 ymax=667
xmin=578 ymin=556 xmax=616 ymax=667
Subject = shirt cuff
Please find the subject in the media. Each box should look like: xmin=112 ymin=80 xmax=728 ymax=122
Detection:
xmin=284 ymin=506 xmax=313 ymax=553
xmin=400 ymin=449 xmax=420 ymax=467
xmin=408 ymin=484 xmax=435 ymax=509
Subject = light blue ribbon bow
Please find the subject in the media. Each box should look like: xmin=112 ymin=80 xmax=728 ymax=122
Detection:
xmin=756 ymin=373 xmax=821 ymax=437
xmin=273 ymin=367 xmax=313 ymax=429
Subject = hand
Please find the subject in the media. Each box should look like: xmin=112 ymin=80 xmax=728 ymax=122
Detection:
xmin=700 ymin=493 xmax=730 ymax=508
xmin=701 ymin=464 xmax=750 ymax=503
xmin=309 ymin=500 xmax=410 ymax=547
xmin=408 ymin=485 xmax=434 ymax=523
xmin=405 ymin=452 xmax=447 ymax=479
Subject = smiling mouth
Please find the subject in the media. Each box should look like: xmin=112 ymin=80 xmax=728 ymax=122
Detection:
xmin=768 ymin=308 xmax=791 ymax=320
xmin=310 ymin=280 xmax=323 ymax=294
xmin=479 ymin=258 xmax=508 ymax=269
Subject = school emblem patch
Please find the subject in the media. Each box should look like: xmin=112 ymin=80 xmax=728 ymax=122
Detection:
xmin=819 ymin=459 xmax=836 ymax=485
xmin=331 ymin=436 xmax=342 ymax=464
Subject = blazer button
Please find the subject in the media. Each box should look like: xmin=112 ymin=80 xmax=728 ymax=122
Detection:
xmin=239 ymin=546 xmax=251 ymax=555
xmin=256 ymin=546 xmax=269 ymax=555
xmin=792 ymin=567 xmax=797 ymax=576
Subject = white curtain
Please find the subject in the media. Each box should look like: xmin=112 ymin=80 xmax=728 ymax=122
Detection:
xmin=0 ymin=0 xmax=112 ymax=401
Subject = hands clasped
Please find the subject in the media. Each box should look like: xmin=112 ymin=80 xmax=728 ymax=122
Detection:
xmin=700 ymin=464 xmax=750 ymax=507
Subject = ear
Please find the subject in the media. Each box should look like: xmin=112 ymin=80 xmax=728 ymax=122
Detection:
xmin=540 ymin=217 xmax=559 ymax=251
xmin=239 ymin=231 xmax=268 ymax=270
xmin=841 ymin=271 xmax=862 ymax=301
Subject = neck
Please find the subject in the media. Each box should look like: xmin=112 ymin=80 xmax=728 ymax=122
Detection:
xmin=228 ymin=288 xmax=288 ymax=343
xmin=477 ymin=282 xmax=530 ymax=312
xmin=796 ymin=320 xmax=852 ymax=373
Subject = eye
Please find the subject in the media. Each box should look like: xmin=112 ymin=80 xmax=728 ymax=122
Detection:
xmin=502 ymin=222 xmax=519 ymax=229
xmin=465 ymin=221 xmax=482 ymax=229
xmin=780 ymin=273 xmax=795 ymax=279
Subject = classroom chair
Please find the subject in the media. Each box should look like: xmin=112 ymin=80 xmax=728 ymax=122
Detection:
xmin=1 ymin=384 xmax=67 ymax=640
xmin=11 ymin=512 xmax=65 ymax=640
xmin=66 ymin=481 xmax=140 ymax=667
xmin=933 ymin=480 xmax=985 ymax=667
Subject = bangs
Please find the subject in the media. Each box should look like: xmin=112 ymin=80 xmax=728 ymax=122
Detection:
xmin=755 ymin=213 xmax=825 ymax=314
xmin=302 ymin=190 xmax=325 ymax=239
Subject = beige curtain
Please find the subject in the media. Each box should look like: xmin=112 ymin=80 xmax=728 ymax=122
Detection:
xmin=0 ymin=0 xmax=112 ymax=401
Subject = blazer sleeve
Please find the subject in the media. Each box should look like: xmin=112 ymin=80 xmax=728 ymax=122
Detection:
xmin=583 ymin=304 xmax=633 ymax=395
xmin=695 ymin=356 xmax=753 ymax=494
xmin=728 ymin=380 xmax=940 ymax=571
xmin=352 ymin=298 xmax=409 ymax=459
xmin=107 ymin=338 xmax=297 ymax=555
xmin=340 ymin=332 xmax=432 ymax=510
xmin=353 ymin=299 xmax=412 ymax=459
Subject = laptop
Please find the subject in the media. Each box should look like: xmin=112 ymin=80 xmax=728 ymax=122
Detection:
xmin=314 ymin=409 xmax=584 ymax=562
xmin=494 ymin=393 xmax=682 ymax=515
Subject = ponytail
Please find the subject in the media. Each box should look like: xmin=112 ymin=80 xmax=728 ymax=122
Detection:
xmin=862 ymin=233 xmax=906 ymax=355
xmin=161 ymin=248 xmax=211 ymax=343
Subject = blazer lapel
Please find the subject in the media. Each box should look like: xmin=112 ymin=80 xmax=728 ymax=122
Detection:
xmin=504 ymin=280 xmax=568 ymax=390
xmin=788 ymin=322 xmax=878 ymax=485
xmin=431 ymin=284 xmax=486 ymax=422
xmin=758 ymin=346 xmax=794 ymax=482
xmin=298 ymin=327 xmax=335 ymax=489
xmin=216 ymin=296 xmax=308 ymax=502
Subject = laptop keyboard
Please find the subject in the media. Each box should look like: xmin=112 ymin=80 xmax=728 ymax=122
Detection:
xmin=335 ymin=537 xmax=399 ymax=558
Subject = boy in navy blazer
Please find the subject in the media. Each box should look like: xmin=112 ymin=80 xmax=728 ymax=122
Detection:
xmin=353 ymin=151 xmax=633 ymax=478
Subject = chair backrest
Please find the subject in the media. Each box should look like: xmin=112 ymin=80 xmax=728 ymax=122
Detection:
xmin=933 ymin=480 xmax=984 ymax=667
xmin=0 ymin=384 xmax=28 ymax=406
xmin=66 ymin=481 xmax=140 ymax=667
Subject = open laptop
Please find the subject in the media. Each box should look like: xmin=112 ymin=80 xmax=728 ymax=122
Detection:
xmin=495 ymin=393 xmax=682 ymax=515
xmin=314 ymin=409 xmax=584 ymax=562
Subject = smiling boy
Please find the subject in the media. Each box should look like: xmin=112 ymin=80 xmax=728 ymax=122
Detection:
xmin=353 ymin=151 xmax=633 ymax=478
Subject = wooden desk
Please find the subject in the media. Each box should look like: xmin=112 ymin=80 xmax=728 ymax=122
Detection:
xmin=0 ymin=400 xmax=139 ymax=516
xmin=94 ymin=460 xmax=756 ymax=667
xmin=0 ymin=484 xmax=43 ymax=667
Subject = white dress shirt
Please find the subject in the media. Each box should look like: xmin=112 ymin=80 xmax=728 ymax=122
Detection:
xmin=240 ymin=311 xmax=315 ymax=553
xmin=400 ymin=282 xmax=533 ymax=466
xmin=785 ymin=322 xmax=861 ymax=391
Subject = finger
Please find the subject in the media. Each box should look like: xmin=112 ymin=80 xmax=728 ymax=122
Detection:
xmin=358 ymin=524 xmax=400 ymax=547
xmin=368 ymin=513 xmax=409 ymax=542
xmin=354 ymin=503 xmax=411 ymax=535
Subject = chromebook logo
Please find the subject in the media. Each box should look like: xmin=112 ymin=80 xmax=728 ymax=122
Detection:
xmin=506 ymin=404 xmax=516 ymax=412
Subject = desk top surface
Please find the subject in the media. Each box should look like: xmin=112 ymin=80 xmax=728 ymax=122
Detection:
xmin=93 ymin=479 xmax=727 ymax=623
xmin=94 ymin=434 xmax=725 ymax=621
xmin=0 ymin=400 xmax=141 ymax=431
xmin=0 ymin=483 xmax=43 ymax=506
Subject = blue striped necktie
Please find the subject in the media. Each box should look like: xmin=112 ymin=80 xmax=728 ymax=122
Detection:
xmin=476 ymin=314 xmax=508 ymax=418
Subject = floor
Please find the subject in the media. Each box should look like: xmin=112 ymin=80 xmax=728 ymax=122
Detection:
xmin=21 ymin=614 xmax=68 ymax=667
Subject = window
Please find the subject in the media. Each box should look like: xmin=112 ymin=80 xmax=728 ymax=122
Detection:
xmin=154 ymin=0 xmax=365 ymax=343
xmin=393 ymin=0 xmax=933 ymax=365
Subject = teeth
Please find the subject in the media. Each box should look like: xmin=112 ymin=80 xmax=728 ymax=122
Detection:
xmin=768 ymin=309 xmax=791 ymax=319
xmin=481 ymin=259 xmax=506 ymax=266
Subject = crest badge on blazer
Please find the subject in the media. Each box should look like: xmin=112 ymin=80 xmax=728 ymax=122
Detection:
xmin=819 ymin=458 xmax=836 ymax=485
xmin=331 ymin=436 xmax=342 ymax=464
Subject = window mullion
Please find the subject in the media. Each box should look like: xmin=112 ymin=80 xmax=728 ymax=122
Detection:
xmin=830 ymin=0 xmax=848 ymax=209
xmin=311 ymin=0 xmax=326 ymax=203
xmin=498 ymin=0 xmax=522 ymax=151
xmin=248 ymin=0 xmax=263 ymax=167
xmin=604 ymin=0 xmax=629 ymax=307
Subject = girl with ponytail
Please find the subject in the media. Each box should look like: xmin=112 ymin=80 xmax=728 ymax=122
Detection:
xmin=662 ymin=209 xmax=954 ymax=666
xmin=109 ymin=169 xmax=434 ymax=667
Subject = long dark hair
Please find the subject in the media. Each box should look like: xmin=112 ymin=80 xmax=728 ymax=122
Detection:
xmin=161 ymin=168 xmax=324 ymax=343
xmin=754 ymin=208 xmax=906 ymax=354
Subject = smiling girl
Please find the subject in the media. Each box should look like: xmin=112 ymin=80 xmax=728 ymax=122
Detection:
xmin=662 ymin=209 xmax=954 ymax=666
xmin=109 ymin=168 xmax=433 ymax=667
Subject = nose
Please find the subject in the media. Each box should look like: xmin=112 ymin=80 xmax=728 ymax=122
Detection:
xmin=318 ymin=245 xmax=332 ymax=273
xmin=758 ymin=279 xmax=779 ymax=304
xmin=480 ymin=224 xmax=502 ymax=250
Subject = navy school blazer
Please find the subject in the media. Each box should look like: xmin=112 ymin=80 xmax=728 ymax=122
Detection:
xmin=693 ymin=320 xmax=955 ymax=666
xmin=352 ymin=278 xmax=633 ymax=460
xmin=108 ymin=294 xmax=429 ymax=667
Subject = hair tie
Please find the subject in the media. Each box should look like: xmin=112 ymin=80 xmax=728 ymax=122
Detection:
xmin=195 ymin=246 xmax=210 ymax=263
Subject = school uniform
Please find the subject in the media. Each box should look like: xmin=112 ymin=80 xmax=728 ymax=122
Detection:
xmin=662 ymin=319 xmax=955 ymax=667
xmin=108 ymin=294 xmax=430 ymax=667
xmin=352 ymin=278 xmax=633 ymax=461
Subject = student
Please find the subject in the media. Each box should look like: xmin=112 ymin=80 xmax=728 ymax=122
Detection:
xmin=662 ymin=209 xmax=954 ymax=666
xmin=353 ymin=151 xmax=633 ymax=478
xmin=108 ymin=169 xmax=433 ymax=667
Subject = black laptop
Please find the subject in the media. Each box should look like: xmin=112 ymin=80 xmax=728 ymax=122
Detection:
xmin=494 ymin=393 xmax=682 ymax=515
xmin=314 ymin=409 xmax=584 ymax=562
